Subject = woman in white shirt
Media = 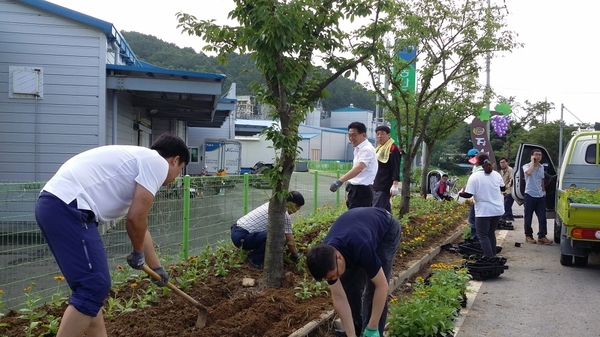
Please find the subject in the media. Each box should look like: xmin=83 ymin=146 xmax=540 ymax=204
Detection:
xmin=459 ymin=153 xmax=505 ymax=257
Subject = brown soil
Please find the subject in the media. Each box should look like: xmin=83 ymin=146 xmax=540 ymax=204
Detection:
xmin=0 ymin=212 xmax=467 ymax=337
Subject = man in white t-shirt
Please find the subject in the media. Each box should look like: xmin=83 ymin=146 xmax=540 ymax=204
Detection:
xmin=330 ymin=121 xmax=378 ymax=209
xmin=35 ymin=133 xmax=189 ymax=337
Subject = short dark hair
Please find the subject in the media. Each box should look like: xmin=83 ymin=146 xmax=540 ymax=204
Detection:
xmin=150 ymin=133 xmax=190 ymax=166
xmin=287 ymin=191 xmax=305 ymax=206
xmin=442 ymin=174 xmax=448 ymax=178
xmin=375 ymin=125 xmax=391 ymax=134
xmin=348 ymin=122 xmax=367 ymax=134
xmin=499 ymin=157 xmax=508 ymax=163
xmin=532 ymin=149 xmax=542 ymax=155
xmin=306 ymin=243 xmax=336 ymax=281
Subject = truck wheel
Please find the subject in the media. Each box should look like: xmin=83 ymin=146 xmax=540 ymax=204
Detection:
xmin=560 ymin=253 xmax=573 ymax=266
xmin=553 ymin=220 xmax=561 ymax=244
xmin=574 ymin=255 xmax=588 ymax=267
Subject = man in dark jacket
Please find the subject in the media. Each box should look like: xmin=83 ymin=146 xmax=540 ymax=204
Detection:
xmin=372 ymin=126 xmax=402 ymax=212
xmin=306 ymin=207 xmax=401 ymax=337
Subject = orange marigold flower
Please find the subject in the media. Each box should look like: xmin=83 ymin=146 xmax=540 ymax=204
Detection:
xmin=130 ymin=283 xmax=138 ymax=287
xmin=23 ymin=286 xmax=31 ymax=291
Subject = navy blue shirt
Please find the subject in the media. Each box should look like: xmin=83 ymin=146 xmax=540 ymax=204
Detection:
xmin=323 ymin=207 xmax=391 ymax=279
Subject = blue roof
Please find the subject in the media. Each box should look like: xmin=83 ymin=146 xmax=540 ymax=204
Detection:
xmin=300 ymin=124 xmax=348 ymax=134
xmin=331 ymin=105 xmax=372 ymax=113
xmin=21 ymin=0 xmax=226 ymax=81
xmin=235 ymin=119 xmax=276 ymax=128
xmin=106 ymin=64 xmax=226 ymax=81
xmin=299 ymin=133 xmax=319 ymax=140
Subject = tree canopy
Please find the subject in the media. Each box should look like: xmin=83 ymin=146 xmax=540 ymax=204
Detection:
xmin=175 ymin=0 xmax=386 ymax=290
xmin=364 ymin=0 xmax=520 ymax=215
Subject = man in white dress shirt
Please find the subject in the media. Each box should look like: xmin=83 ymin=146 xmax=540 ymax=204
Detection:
xmin=330 ymin=121 xmax=378 ymax=209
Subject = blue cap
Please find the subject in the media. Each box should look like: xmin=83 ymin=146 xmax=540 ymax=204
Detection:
xmin=467 ymin=148 xmax=479 ymax=156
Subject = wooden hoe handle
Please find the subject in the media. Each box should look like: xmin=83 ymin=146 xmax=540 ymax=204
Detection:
xmin=142 ymin=265 xmax=207 ymax=311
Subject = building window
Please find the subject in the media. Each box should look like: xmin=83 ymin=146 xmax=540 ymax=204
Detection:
xmin=189 ymin=147 xmax=199 ymax=163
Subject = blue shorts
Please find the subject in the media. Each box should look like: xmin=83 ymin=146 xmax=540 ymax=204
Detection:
xmin=35 ymin=191 xmax=111 ymax=317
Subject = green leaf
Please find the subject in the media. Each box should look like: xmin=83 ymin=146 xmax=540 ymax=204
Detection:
xmin=478 ymin=108 xmax=491 ymax=121
xmin=494 ymin=102 xmax=512 ymax=115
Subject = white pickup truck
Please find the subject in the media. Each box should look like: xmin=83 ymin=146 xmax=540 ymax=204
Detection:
xmin=512 ymin=129 xmax=600 ymax=266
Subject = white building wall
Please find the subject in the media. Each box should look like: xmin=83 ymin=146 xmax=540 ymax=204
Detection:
xmin=0 ymin=0 xmax=107 ymax=182
xmin=105 ymin=91 xmax=136 ymax=145
xmin=236 ymin=135 xmax=278 ymax=169
xmin=298 ymin=125 xmax=349 ymax=162
xmin=297 ymin=138 xmax=312 ymax=160
xmin=329 ymin=111 xmax=375 ymax=139
xmin=321 ymin=132 xmax=349 ymax=161
xmin=187 ymin=118 xmax=232 ymax=175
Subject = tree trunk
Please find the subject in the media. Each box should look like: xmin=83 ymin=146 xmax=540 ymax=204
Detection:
xmin=419 ymin=141 xmax=434 ymax=197
xmin=263 ymin=107 xmax=297 ymax=287
xmin=399 ymin=156 xmax=412 ymax=218
xmin=263 ymin=151 xmax=295 ymax=287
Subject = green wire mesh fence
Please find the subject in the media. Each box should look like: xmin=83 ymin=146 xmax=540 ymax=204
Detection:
xmin=0 ymin=171 xmax=343 ymax=310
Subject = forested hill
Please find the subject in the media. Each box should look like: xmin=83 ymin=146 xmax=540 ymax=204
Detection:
xmin=121 ymin=31 xmax=376 ymax=112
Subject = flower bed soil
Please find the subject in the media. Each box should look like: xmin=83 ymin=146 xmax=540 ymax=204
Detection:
xmin=0 ymin=212 xmax=467 ymax=337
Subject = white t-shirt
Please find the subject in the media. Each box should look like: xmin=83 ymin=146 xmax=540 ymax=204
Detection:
xmin=464 ymin=170 xmax=504 ymax=217
xmin=42 ymin=145 xmax=168 ymax=221
xmin=348 ymin=139 xmax=378 ymax=186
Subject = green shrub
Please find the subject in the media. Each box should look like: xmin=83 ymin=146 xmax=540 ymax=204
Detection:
xmin=387 ymin=267 xmax=470 ymax=337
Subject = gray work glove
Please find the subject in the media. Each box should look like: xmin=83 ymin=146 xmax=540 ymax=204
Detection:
xmin=151 ymin=267 xmax=169 ymax=287
xmin=330 ymin=180 xmax=343 ymax=192
xmin=291 ymin=252 xmax=302 ymax=262
xmin=126 ymin=250 xmax=145 ymax=270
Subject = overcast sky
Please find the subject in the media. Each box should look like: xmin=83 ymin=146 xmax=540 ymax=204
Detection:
xmin=47 ymin=0 xmax=600 ymax=126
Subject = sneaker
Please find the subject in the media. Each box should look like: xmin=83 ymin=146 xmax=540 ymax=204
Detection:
xmin=537 ymin=237 xmax=553 ymax=245
xmin=247 ymin=258 xmax=263 ymax=269
xmin=525 ymin=236 xmax=537 ymax=244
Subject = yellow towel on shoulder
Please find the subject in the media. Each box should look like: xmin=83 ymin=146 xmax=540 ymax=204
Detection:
xmin=375 ymin=138 xmax=395 ymax=163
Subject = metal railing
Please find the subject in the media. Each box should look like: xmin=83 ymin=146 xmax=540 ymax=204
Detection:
xmin=0 ymin=171 xmax=344 ymax=310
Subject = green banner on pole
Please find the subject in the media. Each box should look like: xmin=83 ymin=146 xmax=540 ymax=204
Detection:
xmin=392 ymin=47 xmax=416 ymax=181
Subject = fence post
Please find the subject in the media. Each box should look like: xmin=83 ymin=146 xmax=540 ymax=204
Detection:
xmin=243 ymin=173 xmax=249 ymax=215
xmin=314 ymin=170 xmax=319 ymax=213
xmin=336 ymin=170 xmax=341 ymax=206
xmin=182 ymin=175 xmax=191 ymax=260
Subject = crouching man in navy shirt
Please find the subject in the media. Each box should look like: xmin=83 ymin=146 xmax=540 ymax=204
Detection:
xmin=306 ymin=207 xmax=401 ymax=337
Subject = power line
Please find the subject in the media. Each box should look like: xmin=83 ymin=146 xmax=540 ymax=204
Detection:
xmin=563 ymin=106 xmax=586 ymax=125
xmin=504 ymin=86 xmax=600 ymax=95
xmin=494 ymin=86 xmax=600 ymax=95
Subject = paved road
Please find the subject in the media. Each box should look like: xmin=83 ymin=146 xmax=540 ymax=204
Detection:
xmin=454 ymin=204 xmax=600 ymax=337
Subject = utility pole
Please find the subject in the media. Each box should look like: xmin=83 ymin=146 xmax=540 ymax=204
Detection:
xmin=485 ymin=0 xmax=491 ymax=111
xmin=559 ymin=103 xmax=565 ymax=165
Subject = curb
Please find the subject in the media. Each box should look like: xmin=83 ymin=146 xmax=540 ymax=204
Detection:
xmin=289 ymin=226 xmax=466 ymax=337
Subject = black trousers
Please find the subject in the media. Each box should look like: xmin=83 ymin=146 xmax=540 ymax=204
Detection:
xmin=346 ymin=184 xmax=373 ymax=209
